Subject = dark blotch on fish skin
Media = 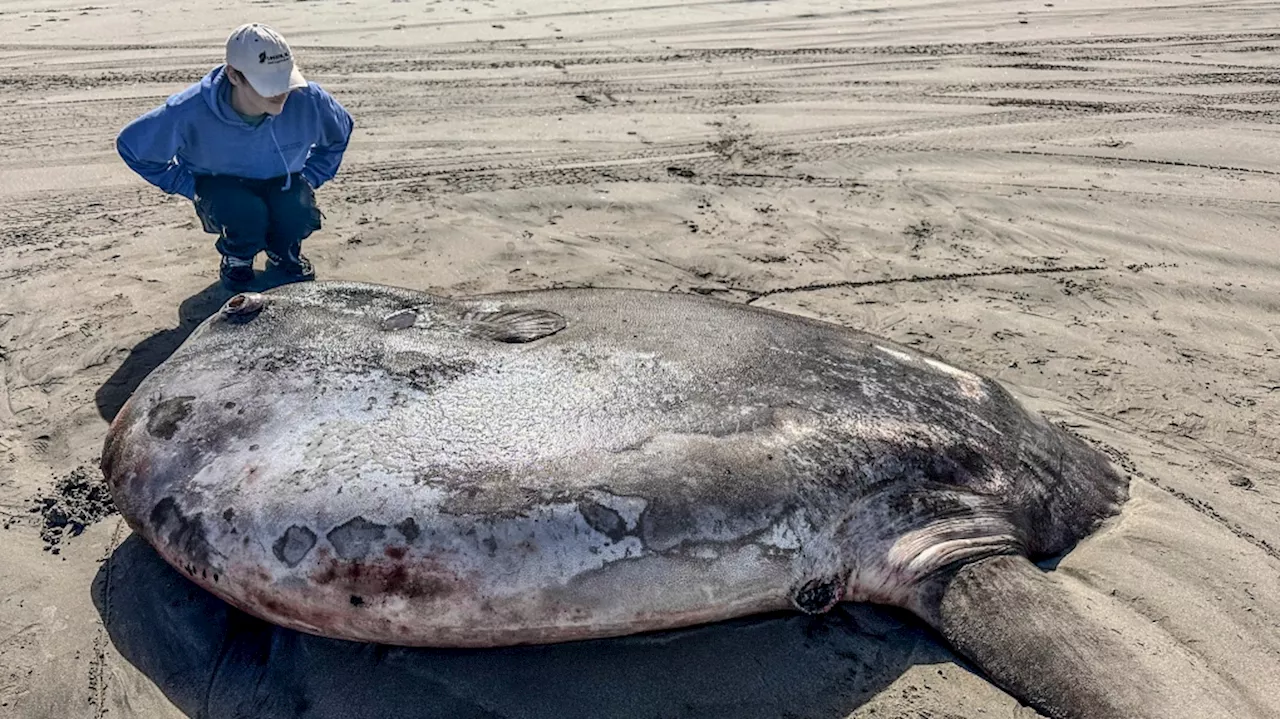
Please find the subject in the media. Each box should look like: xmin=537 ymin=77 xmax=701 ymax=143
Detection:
xmin=580 ymin=501 xmax=629 ymax=542
xmin=146 ymin=396 xmax=195 ymax=440
xmin=149 ymin=497 xmax=214 ymax=567
xmin=382 ymin=353 xmax=478 ymax=392
xmin=273 ymin=525 xmax=318 ymax=568
xmin=350 ymin=595 xmax=365 ymax=607
xmin=381 ymin=563 xmax=452 ymax=599
xmin=328 ymin=517 xmax=388 ymax=560
xmin=311 ymin=558 xmax=455 ymax=601
xmin=395 ymin=517 xmax=420 ymax=543
xmin=791 ymin=575 xmax=845 ymax=614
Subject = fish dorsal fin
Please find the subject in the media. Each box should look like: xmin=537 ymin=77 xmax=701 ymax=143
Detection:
xmin=462 ymin=308 xmax=567 ymax=343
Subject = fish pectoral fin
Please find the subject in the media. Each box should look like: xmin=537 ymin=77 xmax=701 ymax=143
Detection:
xmin=463 ymin=309 xmax=567 ymax=343
xmin=910 ymin=553 xmax=1245 ymax=719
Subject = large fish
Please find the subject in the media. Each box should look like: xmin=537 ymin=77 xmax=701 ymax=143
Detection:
xmin=102 ymin=281 xmax=1243 ymax=719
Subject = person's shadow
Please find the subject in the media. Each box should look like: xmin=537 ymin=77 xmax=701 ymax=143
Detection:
xmin=95 ymin=281 xmax=231 ymax=422
xmin=95 ymin=273 xmax=302 ymax=422
xmin=92 ymin=535 xmax=951 ymax=719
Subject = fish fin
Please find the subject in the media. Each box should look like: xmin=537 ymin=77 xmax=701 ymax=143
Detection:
xmin=910 ymin=553 xmax=1245 ymax=719
xmin=463 ymin=309 xmax=566 ymax=343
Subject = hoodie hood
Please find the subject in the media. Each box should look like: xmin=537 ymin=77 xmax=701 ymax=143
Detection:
xmin=201 ymin=65 xmax=261 ymax=128
xmin=198 ymin=65 xmax=295 ymax=188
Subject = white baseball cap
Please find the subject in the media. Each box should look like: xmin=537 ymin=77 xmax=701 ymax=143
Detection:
xmin=225 ymin=23 xmax=308 ymax=97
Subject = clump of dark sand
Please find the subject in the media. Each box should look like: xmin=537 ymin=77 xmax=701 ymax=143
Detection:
xmin=31 ymin=466 xmax=117 ymax=553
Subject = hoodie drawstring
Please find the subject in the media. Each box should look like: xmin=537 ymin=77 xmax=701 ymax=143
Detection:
xmin=268 ymin=122 xmax=292 ymax=191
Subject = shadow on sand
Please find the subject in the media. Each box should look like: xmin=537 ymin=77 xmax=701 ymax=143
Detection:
xmin=95 ymin=273 xmax=302 ymax=423
xmin=92 ymin=535 xmax=950 ymax=719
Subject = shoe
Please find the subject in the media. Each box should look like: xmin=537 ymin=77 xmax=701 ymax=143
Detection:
xmin=219 ymin=255 xmax=255 ymax=291
xmin=266 ymin=250 xmax=316 ymax=282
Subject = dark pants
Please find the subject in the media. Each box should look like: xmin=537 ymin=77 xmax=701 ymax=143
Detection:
xmin=193 ymin=173 xmax=322 ymax=262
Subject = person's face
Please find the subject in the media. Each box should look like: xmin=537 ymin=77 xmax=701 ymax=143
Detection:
xmin=227 ymin=67 xmax=290 ymax=115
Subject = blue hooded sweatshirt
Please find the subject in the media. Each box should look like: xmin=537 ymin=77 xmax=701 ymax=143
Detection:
xmin=116 ymin=65 xmax=354 ymax=200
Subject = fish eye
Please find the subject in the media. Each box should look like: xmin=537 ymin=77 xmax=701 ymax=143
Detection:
xmin=222 ymin=292 xmax=266 ymax=318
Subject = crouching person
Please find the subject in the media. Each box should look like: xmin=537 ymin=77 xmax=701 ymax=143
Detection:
xmin=116 ymin=23 xmax=354 ymax=291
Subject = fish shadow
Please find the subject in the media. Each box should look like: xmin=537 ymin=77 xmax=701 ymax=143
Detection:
xmin=94 ymin=274 xmax=306 ymax=422
xmin=92 ymin=535 xmax=951 ymax=719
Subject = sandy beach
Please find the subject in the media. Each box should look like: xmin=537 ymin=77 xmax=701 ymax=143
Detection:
xmin=2 ymin=0 xmax=1279 ymax=716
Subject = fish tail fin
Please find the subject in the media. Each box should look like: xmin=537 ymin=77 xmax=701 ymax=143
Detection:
xmin=910 ymin=553 xmax=1248 ymax=719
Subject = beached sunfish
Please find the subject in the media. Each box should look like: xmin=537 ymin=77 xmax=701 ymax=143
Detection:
xmin=101 ymin=281 xmax=1238 ymax=719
